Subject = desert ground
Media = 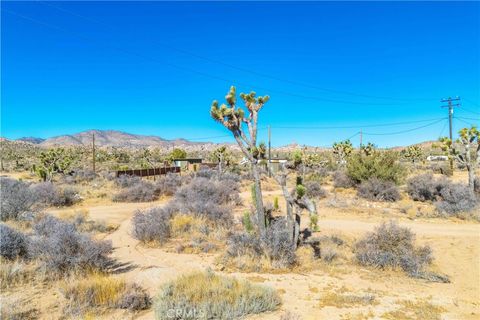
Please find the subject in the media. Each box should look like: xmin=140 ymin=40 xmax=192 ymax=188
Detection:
xmin=2 ymin=168 xmax=477 ymax=320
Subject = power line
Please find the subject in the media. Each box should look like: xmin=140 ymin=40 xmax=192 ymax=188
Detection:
xmin=33 ymin=1 xmax=435 ymax=104
xmin=456 ymin=116 xmax=480 ymax=121
xmin=438 ymin=119 xmax=449 ymax=137
xmin=270 ymin=117 xmax=445 ymax=130
xmin=456 ymin=117 xmax=478 ymax=127
xmin=6 ymin=8 xmax=418 ymax=107
xmin=362 ymin=118 xmax=446 ymax=136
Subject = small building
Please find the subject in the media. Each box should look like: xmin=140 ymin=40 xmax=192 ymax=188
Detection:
xmin=268 ymin=157 xmax=289 ymax=174
xmin=172 ymin=158 xmax=203 ymax=171
xmin=427 ymin=155 xmax=449 ymax=162
xmin=240 ymin=156 xmax=289 ymax=174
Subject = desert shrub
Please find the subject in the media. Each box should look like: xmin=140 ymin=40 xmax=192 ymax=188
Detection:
xmin=435 ymin=183 xmax=477 ymax=215
xmin=305 ymin=181 xmax=327 ymax=199
xmin=30 ymin=182 xmax=58 ymax=205
xmin=113 ymin=180 xmax=157 ymax=202
xmin=172 ymin=177 xmax=238 ymax=224
xmin=0 ymin=224 xmax=28 ymax=260
xmin=406 ymin=174 xmax=448 ymax=202
xmin=355 ymin=221 xmax=433 ymax=277
xmin=346 ymin=151 xmax=405 ymax=185
xmin=261 ymin=220 xmax=297 ymax=268
xmin=131 ymin=207 xmax=171 ymax=244
xmin=226 ymin=220 xmax=296 ymax=269
xmin=333 ymin=170 xmax=355 ymax=188
xmin=175 ymin=177 xmax=239 ymax=205
xmin=357 ymin=178 xmax=400 ymax=202
xmin=155 ymin=173 xmax=185 ymax=196
xmin=72 ymin=169 xmax=97 ymax=183
xmin=226 ymin=233 xmax=263 ymax=258
xmin=30 ymin=182 xmax=81 ymax=207
xmin=55 ymin=187 xmax=81 ymax=206
xmin=115 ymin=175 xmax=142 ymax=188
xmin=117 ymin=283 xmax=152 ymax=311
xmin=217 ymin=171 xmax=241 ymax=183
xmin=0 ymin=177 xmax=37 ymax=220
xmin=320 ymin=247 xmax=337 ymax=263
xmin=474 ymin=177 xmax=480 ymax=194
xmin=29 ymin=215 xmax=113 ymax=275
xmin=195 ymin=168 xmax=216 ymax=179
xmin=153 ymin=270 xmax=280 ymax=319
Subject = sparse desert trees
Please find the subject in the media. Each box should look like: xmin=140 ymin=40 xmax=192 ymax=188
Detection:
xmin=211 ymin=86 xmax=269 ymax=234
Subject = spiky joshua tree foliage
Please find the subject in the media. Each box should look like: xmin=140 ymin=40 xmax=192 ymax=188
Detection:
xmin=333 ymin=140 xmax=353 ymax=166
xmin=211 ymin=86 xmax=269 ymax=234
xmin=439 ymin=126 xmax=479 ymax=192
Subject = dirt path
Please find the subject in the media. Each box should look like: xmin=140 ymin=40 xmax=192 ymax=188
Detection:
xmin=57 ymin=201 xmax=480 ymax=319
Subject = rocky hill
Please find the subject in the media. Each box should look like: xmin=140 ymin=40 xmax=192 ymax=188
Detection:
xmin=19 ymin=130 xmax=216 ymax=149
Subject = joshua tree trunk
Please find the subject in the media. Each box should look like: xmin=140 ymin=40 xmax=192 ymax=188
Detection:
xmin=467 ymin=164 xmax=475 ymax=193
xmin=251 ymin=162 xmax=266 ymax=234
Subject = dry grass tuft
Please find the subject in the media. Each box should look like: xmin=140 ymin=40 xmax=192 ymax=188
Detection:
xmin=0 ymin=296 xmax=39 ymax=320
xmin=154 ymin=269 xmax=281 ymax=319
xmin=319 ymin=292 xmax=377 ymax=308
xmin=60 ymin=273 xmax=150 ymax=317
xmin=0 ymin=258 xmax=40 ymax=289
xmin=382 ymin=299 xmax=445 ymax=320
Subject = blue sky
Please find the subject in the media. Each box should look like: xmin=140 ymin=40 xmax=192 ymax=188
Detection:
xmin=1 ymin=1 xmax=479 ymax=147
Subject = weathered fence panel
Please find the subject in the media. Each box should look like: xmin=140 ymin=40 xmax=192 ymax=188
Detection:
xmin=115 ymin=166 xmax=180 ymax=178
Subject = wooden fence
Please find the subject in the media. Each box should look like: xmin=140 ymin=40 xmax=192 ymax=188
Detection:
xmin=115 ymin=166 xmax=180 ymax=178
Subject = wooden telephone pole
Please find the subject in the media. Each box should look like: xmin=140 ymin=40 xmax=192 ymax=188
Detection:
xmin=92 ymin=133 xmax=96 ymax=174
xmin=268 ymin=125 xmax=272 ymax=177
xmin=441 ymin=96 xmax=461 ymax=170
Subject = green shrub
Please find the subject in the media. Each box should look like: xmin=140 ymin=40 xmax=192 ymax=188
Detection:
xmin=242 ymin=211 xmax=254 ymax=233
xmin=346 ymin=151 xmax=405 ymax=184
xmin=154 ymin=270 xmax=280 ymax=319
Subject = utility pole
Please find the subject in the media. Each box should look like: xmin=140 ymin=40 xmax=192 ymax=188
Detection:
xmin=268 ymin=125 xmax=271 ymax=177
xmin=441 ymin=96 xmax=461 ymax=141
xmin=441 ymin=96 xmax=461 ymax=170
xmin=359 ymin=129 xmax=363 ymax=148
xmin=92 ymin=132 xmax=96 ymax=174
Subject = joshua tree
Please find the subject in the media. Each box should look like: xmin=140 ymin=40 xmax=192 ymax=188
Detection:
xmin=402 ymin=145 xmax=424 ymax=168
xmin=267 ymin=158 xmax=317 ymax=248
xmin=35 ymin=148 xmax=74 ymax=181
xmin=360 ymin=142 xmax=375 ymax=156
xmin=440 ymin=127 xmax=479 ymax=192
xmin=333 ymin=140 xmax=353 ymax=166
xmin=209 ymin=146 xmax=233 ymax=173
xmin=211 ymin=86 xmax=269 ymax=234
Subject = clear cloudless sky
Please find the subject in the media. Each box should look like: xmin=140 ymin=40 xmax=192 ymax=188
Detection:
xmin=1 ymin=1 xmax=479 ymax=147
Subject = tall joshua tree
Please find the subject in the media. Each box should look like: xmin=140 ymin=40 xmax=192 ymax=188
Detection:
xmin=211 ymin=86 xmax=269 ymax=234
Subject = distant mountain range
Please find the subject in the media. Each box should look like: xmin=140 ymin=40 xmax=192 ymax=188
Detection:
xmin=6 ymin=129 xmax=434 ymax=151
xmin=12 ymin=130 xmax=219 ymax=150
